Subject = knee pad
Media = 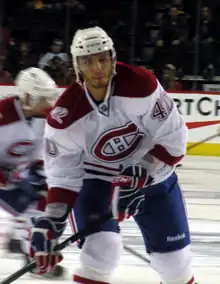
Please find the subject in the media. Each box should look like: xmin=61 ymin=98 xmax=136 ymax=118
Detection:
xmin=150 ymin=245 xmax=194 ymax=284
xmin=75 ymin=231 xmax=123 ymax=282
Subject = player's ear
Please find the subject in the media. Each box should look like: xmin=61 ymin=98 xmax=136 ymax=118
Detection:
xmin=76 ymin=57 xmax=83 ymax=74
xmin=77 ymin=67 xmax=84 ymax=82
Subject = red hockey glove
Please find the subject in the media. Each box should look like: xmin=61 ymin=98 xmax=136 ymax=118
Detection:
xmin=29 ymin=217 xmax=65 ymax=274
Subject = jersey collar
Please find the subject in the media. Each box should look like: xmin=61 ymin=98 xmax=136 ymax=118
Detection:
xmin=83 ymin=75 xmax=115 ymax=117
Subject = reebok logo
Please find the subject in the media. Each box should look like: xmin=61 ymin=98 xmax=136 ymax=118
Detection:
xmin=167 ymin=233 xmax=186 ymax=242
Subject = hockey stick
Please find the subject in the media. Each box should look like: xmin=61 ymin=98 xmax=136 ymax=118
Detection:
xmin=186 ymin=126 xmax=220 ymax=152
xmin=123 ymin=244 xmax=151 ymax=264
xmin=0 ymin=212 xmax=113 ymax=284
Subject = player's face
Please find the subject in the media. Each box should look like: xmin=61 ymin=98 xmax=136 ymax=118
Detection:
xmin=78 ymin=51 xmax=112 ymax=89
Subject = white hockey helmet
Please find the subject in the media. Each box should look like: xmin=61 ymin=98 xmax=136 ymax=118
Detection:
xmin=70 ymin=26 xmax=116 ymax=82
xmin=15 ymin=67 xmax=57 ymax=108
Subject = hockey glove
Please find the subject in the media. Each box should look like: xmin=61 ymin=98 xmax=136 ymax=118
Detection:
xmin=29 ymin=217 xmax=65 ymax=274
xmin=0 ymin=163 xmax=47 ymax=200
xmin=0 ymin=167 xmax=21 ymax=189
xmin=111 ymin=165 xmax=154 ymax=222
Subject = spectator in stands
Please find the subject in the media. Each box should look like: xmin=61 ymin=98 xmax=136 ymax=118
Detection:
xmin=4 ymin=40 xmax=37 ymax=79
xmin=98 ymin=6 xmax=129 ymax=62
xmin=38 ymin=39 xmax=68 ymax=70
xmin=43 ymin=58 xmax=75 ymax=86
xmin=198 ymin=7 xmax=216 ymax=73
xmin=156 ymin=7 xmax=189 ymax=67
xmin=62 ymin=65 xmax=76 ymax=85
xmin=38 ymin=38 xmax=70 ymax=85
xmin=157 ymin=7 xmax=188 ymax=47
xmin=203 ymin=63 xmax=215 ymax=80
xmin=19 ymin=41 xmax=38 ymax=70
xmin=161 ymin=64 xmax=183 ymax=91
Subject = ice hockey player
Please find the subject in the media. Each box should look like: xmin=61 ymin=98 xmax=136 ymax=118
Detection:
xmin=5 ymin=67 xmax=52 ymax=254
xmin=0 ymin=67 xmax=64 ymax=278
xmin=29 ymin=27 xmax=196 ymax=284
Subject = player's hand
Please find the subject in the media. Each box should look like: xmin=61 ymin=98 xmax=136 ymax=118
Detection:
xmin=29 ymin=217 xmax=65 ymax=274
xmin=111 ymin=165 xmax=154 ymax=222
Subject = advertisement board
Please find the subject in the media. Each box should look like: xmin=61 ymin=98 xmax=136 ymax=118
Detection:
xmin=169 ymin=91 xmax=220 ymax=156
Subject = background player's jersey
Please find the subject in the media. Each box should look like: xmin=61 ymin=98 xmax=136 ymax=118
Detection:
xmin=31 ymin=118 xmax=46 ymax=161
xmin=44 ymin=63 xmax=188 ymax=193
xmin=0 ymin=96 xmax=37 ymax=177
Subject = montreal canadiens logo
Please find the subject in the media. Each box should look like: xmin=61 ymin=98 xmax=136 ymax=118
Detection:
xmin=8 ymin=141 xmax=34 ymax=157
xmin=92 ymin=122 xmax=145 ymax=163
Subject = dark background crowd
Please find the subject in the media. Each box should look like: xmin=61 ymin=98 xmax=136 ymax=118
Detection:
xmin=0 ymin=0 xmax=220 ymax=91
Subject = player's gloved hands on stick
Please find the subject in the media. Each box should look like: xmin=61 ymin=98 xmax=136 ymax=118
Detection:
xmin=29 ymin=217 xmax=65 ymax=274
xmin=111 ymin=165 xmax=154 ymax=222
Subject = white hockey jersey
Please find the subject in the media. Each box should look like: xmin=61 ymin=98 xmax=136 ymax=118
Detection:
xmin=31 ymin=117 xmax=46 ymax=161
xmin=44 ymin=62 xmax=188 ymax=193
xmin=0 ymin=96 xmax=37 ymax=176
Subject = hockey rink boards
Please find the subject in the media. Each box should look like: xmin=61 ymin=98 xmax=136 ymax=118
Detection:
xmin=0 ymin=156 xmax=220 ymax=284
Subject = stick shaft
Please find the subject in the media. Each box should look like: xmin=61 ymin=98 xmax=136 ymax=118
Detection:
xmin=124 ymin=245 xmax=150 ymax=264
xmin=187 ymin=133 xmax=219 ymax=151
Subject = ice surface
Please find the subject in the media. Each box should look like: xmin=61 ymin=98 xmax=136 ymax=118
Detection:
xmin=0 ymin=156 xmax=220 ymax=284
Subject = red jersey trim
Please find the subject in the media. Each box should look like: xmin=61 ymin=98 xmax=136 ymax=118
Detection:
xmin=84 ymin=161 xmax=120 ymax=173
xmin=114 ymin=62 xmax=158 ymax=98
xmin=0 ymin=96 xmax=23 ymax=126
xmin=73 ymin=275 xmax=110 ymax=284
xmin=47 ymin=187 xmax=78 ymax=206
xmin=47 ymin=82 xmax=93 ymax=129
xmin=149 ymin=144 xmax=184 ymax=166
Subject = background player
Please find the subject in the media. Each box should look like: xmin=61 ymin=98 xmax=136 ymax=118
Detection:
xmin=0 ymin=67 xmax=64 ymax=278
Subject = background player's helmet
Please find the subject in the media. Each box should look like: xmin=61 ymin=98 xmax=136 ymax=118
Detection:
xmin=70 ymin=26 xmax=116 ymax=83
xmin=15 ymin=67 xmax=57 ymax=108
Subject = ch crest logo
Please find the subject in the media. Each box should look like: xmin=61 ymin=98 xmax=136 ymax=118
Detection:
xmin=7 ymin=141 xmax=34 ymax=157
xmin=92 ymin=122 xmax=145 ymax=163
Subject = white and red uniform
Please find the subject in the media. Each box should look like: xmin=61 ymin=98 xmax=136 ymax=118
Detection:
xmin=45 ymin=62 xmax=187 ymax=193
xmin=0 ymin=96 xmax=50 ymax=254
xmin=43 ymin=63 xmax=193 ymax=284
xmin=0 ymin=96 xmax=36 ymax=183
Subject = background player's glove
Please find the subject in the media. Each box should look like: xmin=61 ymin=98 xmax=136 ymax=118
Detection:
xmin=0 ymin=162 xmax=47 ymax=200
xmin=111 ymin=165 xmax=154 ymax=222
xmin=29 ymin=217 xmax=65 ymax=274
xmin=0 ymin=167 xmax=21 ymax=188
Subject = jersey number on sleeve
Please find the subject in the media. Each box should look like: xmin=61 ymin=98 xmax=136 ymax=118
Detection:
xmin=151 ymin=94 xmax=172 ymax=121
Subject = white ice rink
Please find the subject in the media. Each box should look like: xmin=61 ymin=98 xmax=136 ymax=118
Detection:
xmin=0 ymin=155 xmax=220 ymax=284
